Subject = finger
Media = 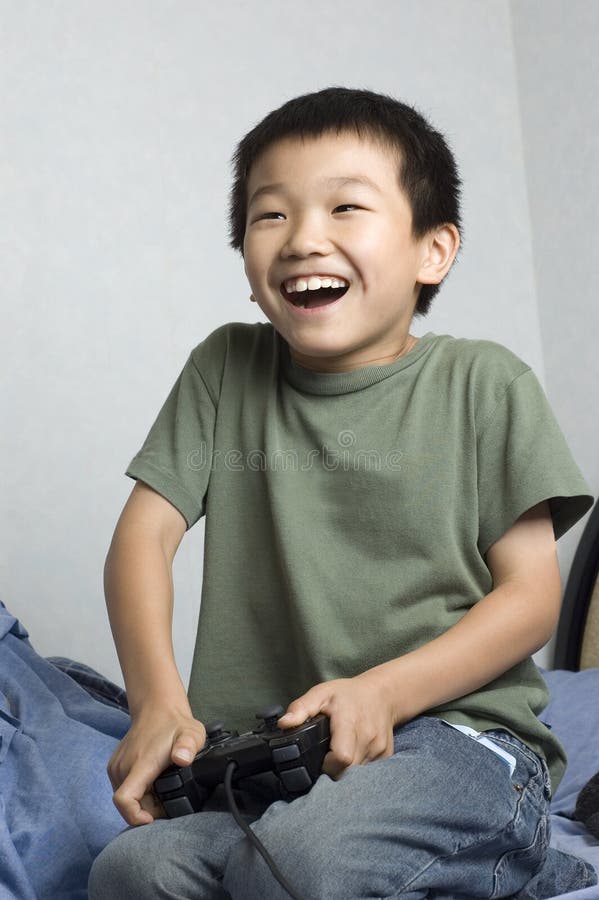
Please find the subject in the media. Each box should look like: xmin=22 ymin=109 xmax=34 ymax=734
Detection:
xmin=277 ymin=688 xmax=327 ymax=729
xmin=321 ymin=720 xmax=358 ymax=779
xmin=171 ymin=725 xmax=206 ymax=766
xmin=277 ymin=705 xmax=309 ymax=729
xmin=358 ymin=728 xmax=393 ymax=764
xmin=107 ymin=762 xmax=119 ymax=793
xmin=140 ymin=790 xmax=167 ymax=820
xmin=107 ymin=751 xmax=123 ymax=792
xmin=113 ymin=791 xmax=153 ymax=826
xmin=113 ymin=769 xmax=157 ymax=826
xmin=381 ymin=737 xmax=394 ymax=760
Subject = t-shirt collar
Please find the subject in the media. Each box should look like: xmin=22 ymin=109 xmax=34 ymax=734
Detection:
xmin=278 ymin=332 xmax=438 ymax=395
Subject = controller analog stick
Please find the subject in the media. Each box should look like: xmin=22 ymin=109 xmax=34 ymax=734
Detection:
xmin=256 ymin=705 xmax=285 ymax=729
xmin=205 ymin=720 xmax=231 ymax=743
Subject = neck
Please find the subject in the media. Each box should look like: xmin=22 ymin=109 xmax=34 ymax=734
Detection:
xmin=287 ymin=333 xmax=419 ymax=374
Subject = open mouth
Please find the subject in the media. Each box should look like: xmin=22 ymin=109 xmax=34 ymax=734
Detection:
xmin=280 ymin=284 xmax=350 ymax=309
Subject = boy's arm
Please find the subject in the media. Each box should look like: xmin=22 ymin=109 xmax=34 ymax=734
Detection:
xmin=104 ymin=481 xmax=206 ymax=825
xmin=104 ymin=480 xmax=188 ymax=716
xmin=373 ymin=499 xmax=561 ymax=724
xmin=278 ymin=500 xmax=561 ymax=777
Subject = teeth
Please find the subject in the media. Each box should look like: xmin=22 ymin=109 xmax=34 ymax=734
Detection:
xmin=284 ymin=275 xmax=348 ymax=294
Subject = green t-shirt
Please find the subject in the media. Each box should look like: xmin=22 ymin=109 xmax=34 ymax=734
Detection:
xmin=126 ymin=323 xmax=593 ymax=793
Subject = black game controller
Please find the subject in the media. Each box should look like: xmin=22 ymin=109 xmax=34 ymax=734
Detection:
xmin=153 ymin=704 xmax=331 ymax=818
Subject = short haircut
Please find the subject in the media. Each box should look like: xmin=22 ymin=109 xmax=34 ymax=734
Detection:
xmin=227 ymin=86 xmax=463 ymax=317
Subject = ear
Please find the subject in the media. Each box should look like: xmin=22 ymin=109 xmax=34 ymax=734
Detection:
xmin=417 ymin=224 xmax=460 ymax=286
xmin=243 ymin=256 xmax=256 ymax=302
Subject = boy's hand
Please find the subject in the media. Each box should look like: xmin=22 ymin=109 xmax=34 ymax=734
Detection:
xmin=277 ymin=670 xmax=396 ymax=780
xmin=107 ymin=705 xmax=207 ymax=827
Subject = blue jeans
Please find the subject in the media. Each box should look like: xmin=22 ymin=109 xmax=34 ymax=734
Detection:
xmin=88 ymin=716 xmax=595 ymax=899
xmin=0 ymin=605 xmax=129 ymax=899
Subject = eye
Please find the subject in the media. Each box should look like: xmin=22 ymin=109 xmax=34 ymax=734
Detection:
xmin=254 ymin=212 xmax=284 ymax=221
xmin=334 ymin=204 xmax=359 ymax=213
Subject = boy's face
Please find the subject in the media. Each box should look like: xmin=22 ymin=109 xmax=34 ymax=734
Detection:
xmin=243 ymin=131 xmax=446 ymax=373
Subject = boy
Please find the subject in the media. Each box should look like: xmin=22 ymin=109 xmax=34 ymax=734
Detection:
xmin=89 ymin=87 xmax=596 ymax=898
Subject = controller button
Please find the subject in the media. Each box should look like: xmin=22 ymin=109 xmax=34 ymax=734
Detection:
xmin=163 ymin=796 xmax=195 ymax=817
xmin=280 ymin=766 xmax=313 ymax=792
xmin=272 ymin=745 xmax=301 ymax=763
xmin=155 ymin=772 xmax=184 ymax=792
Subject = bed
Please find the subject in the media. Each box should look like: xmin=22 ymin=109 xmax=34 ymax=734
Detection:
xmin=539 ymin=498 xmax=599 ymax=899
xmin=1 ymin=502 xmax=599 ymax=898
xmin=541 ymin=667 xmax=599 ymax=899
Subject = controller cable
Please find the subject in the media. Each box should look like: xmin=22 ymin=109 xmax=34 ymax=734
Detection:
xmin=224 ymin=761 xmax=306 ymax=900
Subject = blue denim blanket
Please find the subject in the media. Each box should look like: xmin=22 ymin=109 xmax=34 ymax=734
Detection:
xmin=0 ymin=602 xmax=130 ymax=899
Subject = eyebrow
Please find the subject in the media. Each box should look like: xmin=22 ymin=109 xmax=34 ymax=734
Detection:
xmin=247 ymin=175 xmax=382 ymax=208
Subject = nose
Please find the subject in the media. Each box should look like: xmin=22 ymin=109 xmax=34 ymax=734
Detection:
xmin=280 ymin=212 xmax=333 ymax=259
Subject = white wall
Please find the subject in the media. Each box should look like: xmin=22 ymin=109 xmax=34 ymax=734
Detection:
xmin=2 ymin=0 xmax=596 ymax=685
xmin=511 ymin=0 xmax=599 ymax=662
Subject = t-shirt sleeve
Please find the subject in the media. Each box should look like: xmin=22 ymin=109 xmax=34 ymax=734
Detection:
xmin=477 ymin=368 xmax=593 ymax=557
xmin=125 ymin=350 xmax=217 ymax=530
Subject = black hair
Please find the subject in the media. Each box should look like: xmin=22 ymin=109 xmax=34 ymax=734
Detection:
xmin=227 ymin=86 xmax=463 ymax=317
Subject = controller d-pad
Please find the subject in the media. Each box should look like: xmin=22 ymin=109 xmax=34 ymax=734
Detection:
xmin=272 ymin=745 xmax=301 ymax=764
xmin=280 ymin=766 xmax=313 ymax=792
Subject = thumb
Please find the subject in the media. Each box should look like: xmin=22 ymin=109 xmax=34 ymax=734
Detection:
xmin=278 ymin=693 xmax=323 ymax=729
xmin=171 ymin=727 xmax=205 ymax=766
